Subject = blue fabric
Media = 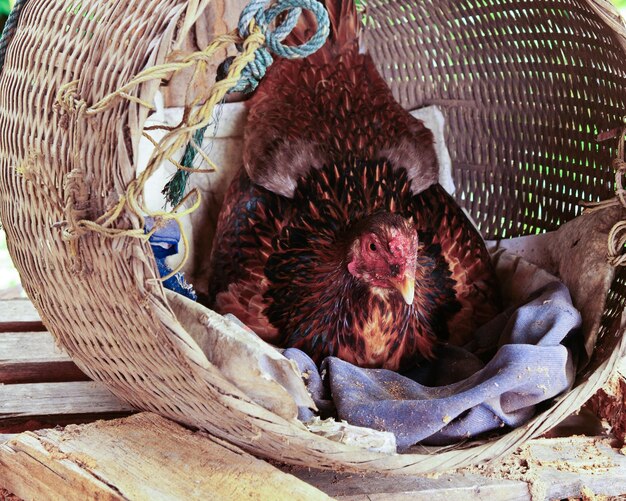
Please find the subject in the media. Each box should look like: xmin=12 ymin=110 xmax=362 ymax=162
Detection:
xmin=145 ymin=218 xmax=197 ymax=301
xmin=285 ymin=281 xmax=579 ymax=450
xmin=155 ymin=258 xmax=197 ymax=301
xmin=145 ymin=217 xmax=180 ymax=258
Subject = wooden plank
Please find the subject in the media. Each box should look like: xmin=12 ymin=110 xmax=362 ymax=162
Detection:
xmin=287 ymin=467 xmax=530 ymax=501
xmin=0 ymin=332 xmax=87 ymax=384
xmin=0 ymin=332 xmax=67 ymax=363
xmin=0 ymin=434 xmax=16 ymax=444
xmin=0 ymin=360 xmax=86 ymax=385
xmin=0 ymin=433 xmax=126 ymax=501
xmin=518 ymin=437 xmax=626 ymax=500
xmin=289 ymin=435 xmax=626 ymax=500
xmin=0 ymin=413 xmax=133 ymax=435
xmin=0 ymin=300 xmax=43 ymax=332
xmin=456 ymin=436 xmax=626 ymax=501
xmin=0 ymin=382 xmax=133 ymax=418
xmin=0 ymin=412 xmax=329 ymax=501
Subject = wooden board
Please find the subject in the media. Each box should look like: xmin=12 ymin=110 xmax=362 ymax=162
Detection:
xmin=0 ymin=303 xmax=130 ymax=437
xmin=287 ymin=467 xmax=530 ymax=501
xmin=0 ymin=382 xmax=133 ymax=418
xmin=517 ymin=437 xmax=626 ymax=500
xmin=0 ymin=331 xmax=86 ymax=384
xmin=0 ymin=300 xmax=43 ymax=333
xmin=288 ymin=435 xmax=626 ymax=500
xmin=0 ymin=413 xmax=328 ymax=501
xmin=3 ymin=413 xmax=625 ymax=501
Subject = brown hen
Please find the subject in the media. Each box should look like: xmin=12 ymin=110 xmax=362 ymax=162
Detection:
xmin=205 ymin=0 xmax=500 ymax=371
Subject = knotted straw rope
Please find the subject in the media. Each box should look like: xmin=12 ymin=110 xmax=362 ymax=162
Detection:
xmin=583 ymin=122 xmax=626 ymax=267
xmin=54 ymin=0 xmax=329 ymax=280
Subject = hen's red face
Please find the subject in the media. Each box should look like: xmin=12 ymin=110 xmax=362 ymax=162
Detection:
xmin=347 ymin=214 xmax=419 ymax=304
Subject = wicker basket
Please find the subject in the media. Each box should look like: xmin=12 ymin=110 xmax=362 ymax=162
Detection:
xmin=1 ymin=0 xmax=626 ymax=474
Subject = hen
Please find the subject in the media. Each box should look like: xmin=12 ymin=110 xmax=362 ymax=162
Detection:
xmin=206 ymin=0 xmax=500 ymax=371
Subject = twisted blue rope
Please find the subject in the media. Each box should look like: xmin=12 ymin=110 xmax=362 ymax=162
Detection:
xmin=165 ymin=0 xmax=330 ymax=207
xmin=233 ymin=0 xmax=330 ymax=93
xmin=0 ymin=0 xmax=28 ymax=71
xmin=242 ymin=0 xmax=329 ymax=58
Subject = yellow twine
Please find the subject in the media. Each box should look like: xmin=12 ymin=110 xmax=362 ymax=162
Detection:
xmin=55 ymin=23 xmax=267 ymax=281
xmin=141 ymin=132 xmax=214 ymax=174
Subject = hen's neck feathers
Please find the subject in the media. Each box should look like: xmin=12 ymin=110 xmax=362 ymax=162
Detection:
xmin=263 ymin=206 xmax=450 ymax=367
xmin=304 ymin=245 xmax=443 ymax=367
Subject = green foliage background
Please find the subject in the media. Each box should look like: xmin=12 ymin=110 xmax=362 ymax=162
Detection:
xmin=0 ymin=0 xmax=11 ymax=17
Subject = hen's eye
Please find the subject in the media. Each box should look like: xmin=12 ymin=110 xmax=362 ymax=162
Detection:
xmin=369 ymin=242 xmax=377 ymax=251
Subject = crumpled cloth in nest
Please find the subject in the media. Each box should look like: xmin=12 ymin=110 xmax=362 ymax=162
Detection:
xmin=285 ymin=281 xmax=580 ymax=450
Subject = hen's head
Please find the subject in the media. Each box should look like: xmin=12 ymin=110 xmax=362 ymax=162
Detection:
xmin=346 ymin=213 xmax=418 ymax=305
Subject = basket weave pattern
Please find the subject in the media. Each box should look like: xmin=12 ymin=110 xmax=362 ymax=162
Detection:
xmin=0 ymin=0 xmax=625 ymax=473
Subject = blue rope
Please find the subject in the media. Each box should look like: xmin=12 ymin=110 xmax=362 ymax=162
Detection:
xmin=166 ymin=0 xmax=330 ymax=206
xmin=234 ymin=0 xmax=330 ymax=93
xmin=229 ymin=47 xmax=273 ymax=93
xmin=0 ymin=0 xmax=28 ymax=71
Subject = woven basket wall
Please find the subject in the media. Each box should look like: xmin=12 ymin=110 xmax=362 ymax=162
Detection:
xmin=1 ymin=0 xmax=626 ymax=474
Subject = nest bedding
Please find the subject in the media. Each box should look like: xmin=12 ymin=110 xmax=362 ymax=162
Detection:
xmin=141 ymin=101 xmax=614 ymax=451
xmin=287 ymin=276 xmax=578 ymax=449
xmin=151 ymin=209 xmax=590 ymax=450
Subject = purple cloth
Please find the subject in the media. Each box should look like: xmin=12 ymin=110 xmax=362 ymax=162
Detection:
xmin=285 ymin=281 xmax=579 ymax=450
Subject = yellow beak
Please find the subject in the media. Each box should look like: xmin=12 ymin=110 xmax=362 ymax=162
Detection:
xmin=393 ymin=275 xmax=415 ymax=305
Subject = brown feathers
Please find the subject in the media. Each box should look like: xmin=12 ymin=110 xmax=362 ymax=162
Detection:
xmin=207 ymin=158 xmax=500 ymax=370
xmin=243 ymin=1 xmax=438 ymax=199
xmin=206 ymin=0 xmax=500 ymax=370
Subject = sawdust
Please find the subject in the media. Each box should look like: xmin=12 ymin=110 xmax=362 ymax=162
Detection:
xmin=580 ymin=485 xmax=608 ymax=501
xmin=383 ymin=380 xmax=406 ymax=399
xmin=65 ymin=452 xmax=98 ymax=470
xmin=40 ymin=439 xmax=69 ymax=461
xmin=37 ymin=431 xmax=98 ymax=469
xmin=459 ymin=443 xmax=544 ymax=499
xmin=458 ymin=437 xmax=618 ymax=501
